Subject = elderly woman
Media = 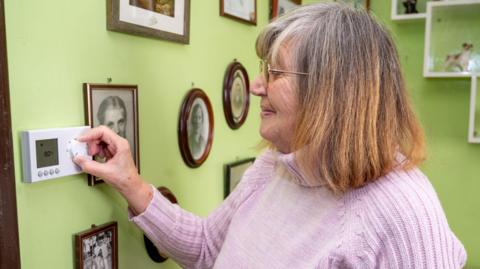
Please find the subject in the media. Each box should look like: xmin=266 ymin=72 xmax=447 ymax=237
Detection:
xmin=74 ymin=3 xmax=466 ymax=268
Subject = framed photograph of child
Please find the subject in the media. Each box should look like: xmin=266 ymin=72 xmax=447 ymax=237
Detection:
xmin=224 ymin=158 xmax=255 ymax=198
xmin=107 ymin=0 xmax=190 ymax=44
xmin=83 ymin=83 xmax=140 ymax=186
xmin=223 ymin=60 xmax=250 ymax=129
xmin=220 ymin=0 xmax=257 ymax=25
xmin=75 ymin=222 xmax=118 ymax=269
xmin=178 ymin=88 xmax=214 ymax=168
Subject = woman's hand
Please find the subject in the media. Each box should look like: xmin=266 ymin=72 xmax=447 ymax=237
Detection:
xmin=73 ymin=126 xmax=152 ymax=214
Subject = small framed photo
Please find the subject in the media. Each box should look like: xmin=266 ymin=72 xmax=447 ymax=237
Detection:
xmin=270 ymin=0 xmax=302 ymax=20
xmin=224 ymin=158 xmax=255 ymax=198
xmin=220 ymin=0 xmax=257 ymax=25
xmin=334 ymin=0 xmax=370 ymax=11
xmin=107 ymin=0 xmax=190 ymax=44
xmin=223 ymin=60 xmax=250 ymax=129
xmin=83 ymin=83 xmax=140 ymax=186
xmin=178 ymin=88 xmax=214 ymax=168
xmin=75 ymin=222 xmax=118 ymax=269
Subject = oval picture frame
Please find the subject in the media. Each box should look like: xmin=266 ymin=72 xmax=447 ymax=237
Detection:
xmin=223 ymin=60 xmax=250 ymax=129
xmin=178 ymin=88 xmax=214 ymax=168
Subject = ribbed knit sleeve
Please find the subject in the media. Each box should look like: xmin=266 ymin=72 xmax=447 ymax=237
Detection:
xmin=128 ymin=151 xmax=275 ymax=269
xmin=344 ymin=167 xmax=467 ymax=269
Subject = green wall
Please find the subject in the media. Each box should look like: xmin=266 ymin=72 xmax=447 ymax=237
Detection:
xmin=7 ymin=0 xmax=265 ymax=268
xmin=6 ymin=0 xmax=479 ymax=268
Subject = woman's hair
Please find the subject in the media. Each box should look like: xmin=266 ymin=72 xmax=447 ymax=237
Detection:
xmin=256 ymin=3 xmax=425 ymax=193
xmin=97 ymin=96 xmax=127 ymax=124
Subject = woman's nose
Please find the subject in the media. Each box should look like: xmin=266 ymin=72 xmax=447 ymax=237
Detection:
xmin=250 ymin=75 xmax=267 ymax=96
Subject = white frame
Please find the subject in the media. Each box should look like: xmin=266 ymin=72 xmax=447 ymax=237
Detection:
xmin=423 ymin=0 xmax=480 ymax=77
xmin=468 ymin=76 xmax=480 ymax=143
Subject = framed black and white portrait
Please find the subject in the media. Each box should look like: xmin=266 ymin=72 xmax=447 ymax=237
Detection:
xmin=223 ymin=60 xmax=250 ymax=129
xmin=270 ymin=0 xmax=301 ymax=20
xmin=83 ymin=83 xmax=140 ymax=185
xmin=334 ymin=0 xmax=370 ymax=11
xmin=220 ymin=0 xmax=257 ymax=25
xmin=178 ymin=88 xmax=214 ymax=168
xmin=75 ymin=222 xmax=118 ymax=269
xmin=224 ymin=158 xmax=255 ymax=198
xmin=107 ymin=0 xmax=190 ymax=43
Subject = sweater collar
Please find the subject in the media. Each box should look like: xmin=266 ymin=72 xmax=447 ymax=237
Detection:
xmin=274 ymin=151 xmax=327 ymax=188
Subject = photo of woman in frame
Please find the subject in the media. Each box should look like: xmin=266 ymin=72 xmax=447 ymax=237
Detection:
xmin=178 ymin=88 xmax=214 ymax=168
xmin=84 ymin=83 xmax=140 ymax=185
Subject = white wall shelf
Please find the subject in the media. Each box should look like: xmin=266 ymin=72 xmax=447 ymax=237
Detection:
xmin=423 ymin=0 xmax=480 ymax=77
xmin=391 ymin=0 xmax=433 ymax=22
xmin=468 ymin=76 xmax=480 ymax=143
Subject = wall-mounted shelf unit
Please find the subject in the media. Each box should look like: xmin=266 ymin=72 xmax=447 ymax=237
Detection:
xmin=423 ymin=0 xmax=480 ymax=77
xmin=468 ymin=76 xmax=480 ymax=143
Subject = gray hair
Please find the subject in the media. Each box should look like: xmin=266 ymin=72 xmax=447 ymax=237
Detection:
xmin=256 ymin=3 xmax=425 ymax=192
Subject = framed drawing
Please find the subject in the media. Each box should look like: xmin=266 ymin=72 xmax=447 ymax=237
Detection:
xmin=224 ymin=158 xmax=255 ymax=198
xmin=107 ymin=0 xmax=190 ymax=44
xmin=178 ymin=88 xmax=214 ymax=168
xmin=75 ymin=222 xmax=118 ymax=269
xmin=83 ymin=83 xmax=140 ymax=186
xmin=223 ymin=60 xmax=250 ymax=129
xmin=143 ymin=186 xmax=178 ymax=263
xmin=220 ymin=0 xmax=257 ymax=25
xmin=334 ymin=0 xmax=370 ymax=11
xmin=270 ymin=0 xmax=302 ymax=20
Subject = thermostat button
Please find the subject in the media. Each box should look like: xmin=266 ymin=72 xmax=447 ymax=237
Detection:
xmin=43 ymin=170 xmax=49 ymax=176
xmin=38 ymin=171 xmax=43 ymax=177
xmin=49 ymin=169 xmax=54 ymax=175
xmin=55 ymin=168 xmax=60 ymax=174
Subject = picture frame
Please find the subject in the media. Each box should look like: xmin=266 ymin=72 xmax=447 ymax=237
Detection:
xmin=223 ymin=60 xmax=250 ymax=129
xmin=143 ymin=186 xmax=178 ymax=263
xmin=270 ymin=0 xmax=302 ymax=20
xmin=224 ymin=158 xmax=255 ymax=198
xmin=334 ymin=0 xmax=370 ymax=11
xmin=74 ymin=222 xmax=118 ymax=269
xmin=220 ymin=0 xmax=257 ymax=25
xmin=107 ymin=0 xmax=191 ymax=44
xmin=83 ymin=83 xmax=140 ymax=186
xmin=178 ymin=88 xmax=214 ymax=168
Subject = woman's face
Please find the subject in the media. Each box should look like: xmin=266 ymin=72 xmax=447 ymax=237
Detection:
xmin=104 ymin=107 xmax=126 ymax=138
xmin=251 ymin=47 xmax=298 ymax=153
xmin=191 ymin=105 xmax=203 ymax=134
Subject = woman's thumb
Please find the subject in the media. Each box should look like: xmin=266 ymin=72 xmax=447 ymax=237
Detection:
xmin=73 ymin=155 xmax=107 ymax=178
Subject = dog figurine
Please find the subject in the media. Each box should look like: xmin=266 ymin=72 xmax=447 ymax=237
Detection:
xmin=403 ymin=0 xmax=418 ymax=14
xmin=444 ymin=43 xmax=473 ymax=72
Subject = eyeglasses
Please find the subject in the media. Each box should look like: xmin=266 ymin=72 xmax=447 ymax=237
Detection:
xmin=259 ymin=60 xmax=309 ymax=84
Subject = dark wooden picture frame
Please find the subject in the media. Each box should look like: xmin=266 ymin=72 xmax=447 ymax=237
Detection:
xmin=270 ymin=0 xmax=302 ymax=20
xmin=107 ymin=0 xmax=191 ymax=44
xmin=223 ymin=60 xmax=250 ymax=129
xmin=178 ymin=88 xmax=214 ymax=168
xmin=0 ymin=0 xmax=21 ymax=267
xmin=143 ymin=186 xmax=178 ymax=263
xmin=334 ymin=0 xmax=370 ymax=11
xmin=75 ymin=222 xmax=118 ymax=269
xmin=220 ymin=0 xmax=257 ymax=25
xmin=224 ymin=158 xmax=255 ymax=198
xmin=83 ymin=83 xmax=140 ymax=185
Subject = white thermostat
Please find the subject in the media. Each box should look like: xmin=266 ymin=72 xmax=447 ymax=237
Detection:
xmin=21 ymin=126 xmax=93 ymax=183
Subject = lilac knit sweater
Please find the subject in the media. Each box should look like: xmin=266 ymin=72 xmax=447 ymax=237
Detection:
xmin=130 ymin=150 xmax=467 ymax=268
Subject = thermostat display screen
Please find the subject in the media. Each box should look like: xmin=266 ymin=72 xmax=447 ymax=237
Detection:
xmin=36 ymin=139 xmax=58 ymax=168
